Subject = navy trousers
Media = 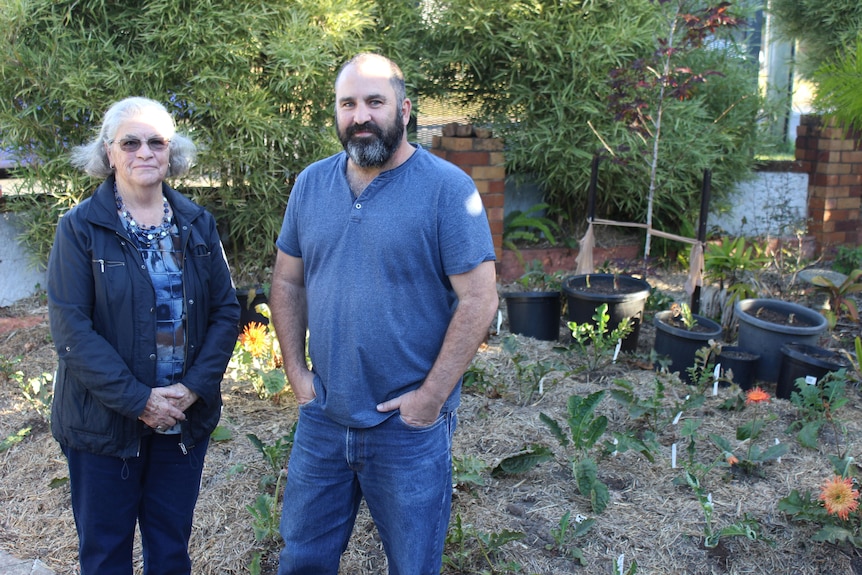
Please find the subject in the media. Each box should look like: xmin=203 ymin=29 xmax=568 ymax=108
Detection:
xmin=62 ymin=433 xmax=209 ymax=575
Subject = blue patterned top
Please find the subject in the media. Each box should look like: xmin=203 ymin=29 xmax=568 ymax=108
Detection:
xmin=123 ymin=217 xmax=185 ymax=433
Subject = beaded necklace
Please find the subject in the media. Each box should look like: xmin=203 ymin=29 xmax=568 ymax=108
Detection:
xmin=114 ymin=183 xmax=172 ymax=247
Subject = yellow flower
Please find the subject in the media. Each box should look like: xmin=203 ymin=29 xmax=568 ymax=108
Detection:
xmin=745 ymin=386 xmax=770 ymax=405
xmin=240 ymin=322 xmax=270 ymax=358
xmin=819 ymin=476 xmax=860 ymax=521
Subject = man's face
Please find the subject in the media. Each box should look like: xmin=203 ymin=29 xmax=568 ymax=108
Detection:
xmin=335 ymin=60 xmax=406 ymax=168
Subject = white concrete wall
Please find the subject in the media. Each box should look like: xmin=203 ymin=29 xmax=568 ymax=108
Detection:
xmin=709 ymin=171 xmax=808 ymax=238
xmin=0 ymin=213 xmax=47 ymax=307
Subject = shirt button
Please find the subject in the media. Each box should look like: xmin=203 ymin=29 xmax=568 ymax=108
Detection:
xmin=149 ymin=354 xmax=157 ymax=360
xmin=355 ymin=203 xmax=361 ymax=209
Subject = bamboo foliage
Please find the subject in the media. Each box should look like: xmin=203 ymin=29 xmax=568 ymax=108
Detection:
xmin=412 ymin=0 xmax=766 ymax=247
xmin=0 ymin=0 xmax=374 ymax=283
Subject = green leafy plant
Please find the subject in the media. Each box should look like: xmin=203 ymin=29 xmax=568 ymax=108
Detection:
xmin=0 ymin=354 xmax=22 ymax=380
xmin=566 ymin=302 xmax=634 ymax=373
xmin=710 ymin=387 xmax=788 ymax=476
xmin=673 ymin=302 xmax=697 ymax=331
xmin=0 ymin=0 xmax=370 ymax=283
xmin=546 ymin=511 xmax=595 ymax=566
xmin=683 ymin=468 xmax=769 ymax=548
xmin=245 ymin=424 xmax=296 ymax=546
xmin=452 ymin=455 xmax=490 ymax=491
xmin=703 ymin=236 xmax=769 ymax=329
xmin=704 ymin=236 xmax=770 ymax=289
xmin=419 ymin=0 xmax=763 ymax=249
xmin=17 ymin=371 xmax=53 ymax=422
xmin=443 ymin=514 xmax=525 ymax=574
xmin=685 ymin=341 xmax=737 ymax=389
xmin=540 ymin=390 xmax=611 ymax=513
xmin=645 ymin=286 xmax=675 ymax=312
xmin=675 ymin=417 xmax=771 ymax=549
xmin=811 ymin=269 xmax=862 ymax=328
xmin=491 ymin=444 xmax=555 ymax=478
xmin=511 ymin=260 xmax=565 ymax=292
xmin=229 ymin=304 xmax=287 ymax=401
xmin=832 ymin=245 xmax=862 ymax=275
xmin=787 ymin=370 xmax=851 ymax=455
xmin=502 ymin=336 xmax=568 ymax=405
xmin=503 ymin=203 xmax=562 ymax=250
xmin=462 ymin=364 xmax=503 ymax=399
xmin=778 ymin=457 xmax=861 ymax=550
xmin=0 ymin=427 xmax=32 ymax=453
xmin=611 ymin=376 xmax=705 ymax=435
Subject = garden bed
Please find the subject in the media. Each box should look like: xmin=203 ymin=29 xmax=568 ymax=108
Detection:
xmin=1 ymin=272 xmax=861 ymax=574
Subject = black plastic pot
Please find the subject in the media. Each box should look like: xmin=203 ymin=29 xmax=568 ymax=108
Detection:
xmin=562 ymin=274 xmax=651 ymax=353
xmin=775 ymin=343 xmax=852 ymax=400
xmin=504 ymin=291 xmax=561 ymax=341
xmin=237 ymin=286 xmax=269 ymax=330
xmin=653 ymin=310 xmax=722 ymax=384
xmin=735 ymin=298 xmax=828 ymax=383
xmin=716 ymin=346 xmax=759 ymax=390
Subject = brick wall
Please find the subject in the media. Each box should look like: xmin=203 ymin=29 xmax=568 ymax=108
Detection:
xmin=796 ymin=115 xmax=862 ymax=255
xmin=429 ymin=124 xmax=505 ymax=273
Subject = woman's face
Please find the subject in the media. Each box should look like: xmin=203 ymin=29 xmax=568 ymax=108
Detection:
xmin=105 ymin=114 xmax=173 ymax=193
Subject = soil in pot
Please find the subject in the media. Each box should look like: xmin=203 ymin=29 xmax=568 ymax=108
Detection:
xmin=775 ymin=342 xmax=852 ymax=400
xmin=735 ymin=298 xmax=828 ymax=383
xmin=563 ymin=274 xmax=650 ymax=353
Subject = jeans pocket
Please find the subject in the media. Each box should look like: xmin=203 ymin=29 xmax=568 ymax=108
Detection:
xmin=396 ymin=411 xmax=446 ymax=431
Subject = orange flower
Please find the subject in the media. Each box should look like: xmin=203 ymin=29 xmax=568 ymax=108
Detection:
xmin=819 ymin=476 xmax=860 ymax=521
xmin=240 ymin=322 xmax=270 ymax=358
xmin=726 ymin=454 xmax=739 ymax=466
xmin=745 ymin=386 xmax=770 ymax=405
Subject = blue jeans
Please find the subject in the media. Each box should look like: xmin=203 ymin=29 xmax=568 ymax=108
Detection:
xmin=62 ymin=434 xmax=209 ymax=575
xmin=278 ymin=400 xmax=456 ymax=575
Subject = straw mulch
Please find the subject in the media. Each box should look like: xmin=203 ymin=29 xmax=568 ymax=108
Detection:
xmin=2 ymin=276 xmax=862 ymax=575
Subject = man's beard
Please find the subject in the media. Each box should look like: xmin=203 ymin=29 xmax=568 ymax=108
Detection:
xmin=337 ymin=111 xmax=404 ymax=168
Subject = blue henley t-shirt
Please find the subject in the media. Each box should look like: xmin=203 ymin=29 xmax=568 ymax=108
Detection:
xmin=276 ymin=145 xmax=496 ymax=428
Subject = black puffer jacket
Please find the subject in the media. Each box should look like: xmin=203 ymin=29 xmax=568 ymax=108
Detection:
xmin=48 ymin=176 xmax=240 ymax=458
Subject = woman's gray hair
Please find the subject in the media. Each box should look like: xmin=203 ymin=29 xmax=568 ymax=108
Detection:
xmin=69 ymin=96 xmax=196 ymax=178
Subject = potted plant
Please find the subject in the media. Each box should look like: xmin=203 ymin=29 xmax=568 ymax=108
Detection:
xmin=503 ymin=261 xmax=564 ymax=341
xmin=701 ymin=236 xmax=770 ymax=333
xmin=562 ymin=273 xmax=651 ymax=353
xmin=775 ymin=343 xmax=852 ymax=400
xmin=653 ymin=302 xmax=722 ymax=384
xmin=734 ymin=298 xmax=828 ymax=383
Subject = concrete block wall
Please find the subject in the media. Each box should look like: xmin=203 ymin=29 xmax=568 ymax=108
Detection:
xmin=796 ymin=115 xmax=862 ymax=255
xmin=429 ymin=124 xmax=505 ymax=272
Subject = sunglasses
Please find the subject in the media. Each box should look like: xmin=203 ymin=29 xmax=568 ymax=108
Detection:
xmin=111 ymin=137 xmax=171 ymax=153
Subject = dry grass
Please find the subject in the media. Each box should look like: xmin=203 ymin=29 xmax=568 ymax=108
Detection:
xmin=1 ymin=276 xmax=862 ymax=575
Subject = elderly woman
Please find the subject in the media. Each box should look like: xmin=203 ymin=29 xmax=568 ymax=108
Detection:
xmin=48 ymin=97 xmax=240 ymax=575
